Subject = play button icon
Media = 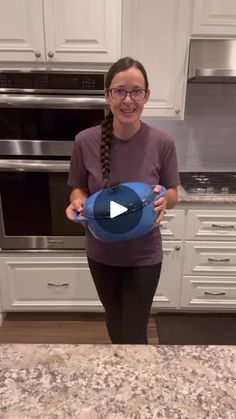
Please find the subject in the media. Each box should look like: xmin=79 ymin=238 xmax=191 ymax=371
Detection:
xmin=110 ymin=201 xmax=128 ymax=218
xmin=93 ymin=184 xmax=143 ymax=237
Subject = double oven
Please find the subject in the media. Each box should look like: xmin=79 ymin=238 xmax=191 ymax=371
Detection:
xmin=0 ymin=70 xmax=107 ymax=250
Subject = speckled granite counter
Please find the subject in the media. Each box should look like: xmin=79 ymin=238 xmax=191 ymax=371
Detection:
xmin=178 ymin=185 xmax=236 ymax=203
xmin=0 ymin=344 xmax=236 ymax=418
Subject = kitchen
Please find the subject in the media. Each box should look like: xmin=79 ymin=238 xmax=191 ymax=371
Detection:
xmin=0 ymin=0 xmax=236 ymax=417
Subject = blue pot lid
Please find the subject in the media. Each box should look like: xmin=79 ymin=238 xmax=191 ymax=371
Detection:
xmin=84 ymin=182 xmax=157 ymax=220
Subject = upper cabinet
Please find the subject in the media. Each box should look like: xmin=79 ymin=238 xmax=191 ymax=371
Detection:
xmin=191 ymin=0 xmax=236 ymax=37
xmin=0 ymin=0 xmax=122 ymax=63
xmin=122 ymin=0 xmax=191 ymax=118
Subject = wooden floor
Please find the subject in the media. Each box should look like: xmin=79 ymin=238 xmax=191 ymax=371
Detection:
xmin=0 ymin=312 xmax=159 ymax=345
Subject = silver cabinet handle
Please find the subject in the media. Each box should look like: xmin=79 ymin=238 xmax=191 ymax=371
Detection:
xmin=208 ymin=257 xmax=230 ymax=262
xmin=0 ymin=159 xmax=69 ymax=172
xmin=48 ymin=51 xmax=54 ymax=58
xmin=47 ymin=282 xmax=69 ymax=287
xmin=204 ymin=291 xmax=226 ymax=296
xmin=47 ymin=239 xmax=65 ymax=244
xmin=35 ymin=51 xmax=41 ymax=58
xmin=212 ymin=224 xmax=235 ymax=229
xmin=0 ymin=95 xmax=106 ymax=109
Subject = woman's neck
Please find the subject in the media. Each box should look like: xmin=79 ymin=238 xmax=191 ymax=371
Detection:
xmin=113 ymin=120 xmax=141 ymax=140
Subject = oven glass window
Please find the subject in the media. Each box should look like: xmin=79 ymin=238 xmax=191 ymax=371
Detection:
xmin=0 ymin=171 xmax=84 ymax=237
xmin=0 ymin=108 xmax=104 ymax=141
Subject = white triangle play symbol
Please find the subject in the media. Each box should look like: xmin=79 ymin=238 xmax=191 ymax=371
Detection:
xmin=110 ymin=201 xmax=128 ymax=219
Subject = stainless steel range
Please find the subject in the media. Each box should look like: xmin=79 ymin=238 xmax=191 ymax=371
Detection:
xmin=0 ymin=70 xmax=107 ymax=250
xmin=179 ymin=172 xmax=236 ymax=194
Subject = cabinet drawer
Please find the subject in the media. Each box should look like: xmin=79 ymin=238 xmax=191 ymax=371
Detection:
xmin=160 ymin=210 xmax=185 ymax=239
xmin=186 ymin=210 xmax=236 ymax=240
xmin=0 ymin=258 xmax=100 ymax=310
xmin=181 ymin=276 xmax=236 ymax=309
xmin=184 ymin=241 xmax=236 ymax=276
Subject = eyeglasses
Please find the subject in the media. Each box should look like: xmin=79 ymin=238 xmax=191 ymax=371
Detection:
xmin=108 ymin=88 xmax=147 ymax=101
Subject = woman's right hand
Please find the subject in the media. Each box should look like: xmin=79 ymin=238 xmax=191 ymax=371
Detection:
xmin=65 ymin=198 xmax=86 ymax=222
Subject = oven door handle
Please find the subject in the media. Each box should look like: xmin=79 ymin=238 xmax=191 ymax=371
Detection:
xmin=0 ymin=159 xmax=70 ymax=172
xmin=0 ymin=95 xmax=107 ymax=109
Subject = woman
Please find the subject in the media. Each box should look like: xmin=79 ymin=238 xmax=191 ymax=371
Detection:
xmin=66 ymin=57 xmax=179 ymax=344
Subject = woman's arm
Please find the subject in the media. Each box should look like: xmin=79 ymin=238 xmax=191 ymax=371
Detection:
xmin=165 ymin=187 xmax=178 ymax=209
xmin=153 ymin=186 xmax=178 ymax=225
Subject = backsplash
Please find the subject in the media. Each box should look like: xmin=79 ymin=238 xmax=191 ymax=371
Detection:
xmin=144 ymin=83 xmax=236 ymax=171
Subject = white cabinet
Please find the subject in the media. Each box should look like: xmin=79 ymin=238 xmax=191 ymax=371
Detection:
xmin=0 ymin=0 xmax=122 ymax=63
xmin=1 ymin=207 xmax=235 ymax=316
xmin=0 ymin=0 xmax=45 ymax=63
xmin=191 ymin=0 xmax=236 ymax=37
xmin=153 ymin=240 xmax=183 ymax=309
xmin=153 ymin=210 xmax=185 ymax=309
xmin=181 ymin=208 xmax=236 ymax=310
xmin=0 ymin=253 xmax=102 ymax=312
xmin=122 ymin=0 xmax=191 ymax=118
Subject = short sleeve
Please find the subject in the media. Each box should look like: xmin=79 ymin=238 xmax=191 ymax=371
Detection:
xmin=67 ymin=134 xmax=88 ymax=189
xmin=159 ymin=141 xmax=180 ymax=189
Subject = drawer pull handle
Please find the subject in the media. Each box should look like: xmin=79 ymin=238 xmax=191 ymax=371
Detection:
xmin=47 ymin=239 xmax=64 ymax=243
xmin=211 ymin=224 xmax=235 ymax=229
xmin=47 ymin=282 xmax=69 ymax=287
xmin=204 ymin=291 xmax=226 ymax=296
xmin=208 ymin=257 xmax=230 ymax=262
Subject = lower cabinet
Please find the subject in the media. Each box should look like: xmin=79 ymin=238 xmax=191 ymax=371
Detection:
xmin=153 ymin=240 xmax=183 ymax=309
xmin=0 ymin=253 xmax=102 ymax=312
xmin=1 ymin=206 xmax=235 ymax=318
xmin=0 ymin=210 xmax=186 ymax=317
xmin=0 ymin=244 xmax=183 ymax=315
xmin=180 ymin=207 xmax=236 ymax=311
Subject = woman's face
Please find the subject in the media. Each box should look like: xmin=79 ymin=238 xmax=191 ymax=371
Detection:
xmin=105 ymin=67 xmax=150 ymax=130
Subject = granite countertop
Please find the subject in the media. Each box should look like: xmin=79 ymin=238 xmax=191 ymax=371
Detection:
xmin=0 ymin=344 xmax=236 ymax=419
xmin=178 ymin=185 xmax=236 ymax=203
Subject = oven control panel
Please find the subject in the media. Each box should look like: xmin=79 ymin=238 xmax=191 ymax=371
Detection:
xmin=0 ymin=72 xmax=105 ymax=92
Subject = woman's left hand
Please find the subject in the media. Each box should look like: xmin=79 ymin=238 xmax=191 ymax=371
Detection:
xmin=153 ymin=185 xmax=167 ymax=226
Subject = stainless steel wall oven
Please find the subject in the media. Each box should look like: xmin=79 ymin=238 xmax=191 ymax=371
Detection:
xmin=0 ymin=70 xmax=107 ymax=250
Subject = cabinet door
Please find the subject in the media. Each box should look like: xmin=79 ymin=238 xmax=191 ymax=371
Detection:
xmin=153 ymin=240 xmax=183 ymax=309
xmin=0 ymin=0 xmax=45 ymax=62
xmin=191 ymin=0 xmax=236 ymax=36
xmin=122 ymin=0 xmax=191 ymax=118
xmin=160 ymin=210 xmax=185 ymax=240
xmin=43 ymin=0 xmax=122 ymax=63
xmin=0 ymin=256 xmax=102 ymax=311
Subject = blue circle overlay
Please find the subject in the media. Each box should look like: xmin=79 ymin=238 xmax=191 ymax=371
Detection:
xmin=94 ymin=185 xmax=143 ymax=235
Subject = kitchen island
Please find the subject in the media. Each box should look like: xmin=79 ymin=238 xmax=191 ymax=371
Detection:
xmin=0 ymin=344 xmax=236 ymax=418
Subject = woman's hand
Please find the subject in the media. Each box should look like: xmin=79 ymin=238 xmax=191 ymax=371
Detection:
xmin=153 ymin=185 xmax=167 ymax=226
xmin=65 ymin=198 xmax=87 ymax=222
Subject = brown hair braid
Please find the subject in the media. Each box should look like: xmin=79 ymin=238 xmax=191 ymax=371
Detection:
xmin=100 ymin=57 xmax=149 ymax=188
xmin=100 ymin=110 xmax=114 ymax=188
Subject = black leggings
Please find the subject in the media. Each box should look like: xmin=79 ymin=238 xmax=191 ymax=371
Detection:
xmin=88 ymin=258 xmax=162 ymax=344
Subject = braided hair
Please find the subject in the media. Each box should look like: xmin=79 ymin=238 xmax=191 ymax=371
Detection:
xmin=100 ymin=57 xmax=149 ymax=188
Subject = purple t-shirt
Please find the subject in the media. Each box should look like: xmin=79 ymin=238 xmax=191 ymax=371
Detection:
xmin=68 ymin=122 xmax=180 ymax=266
